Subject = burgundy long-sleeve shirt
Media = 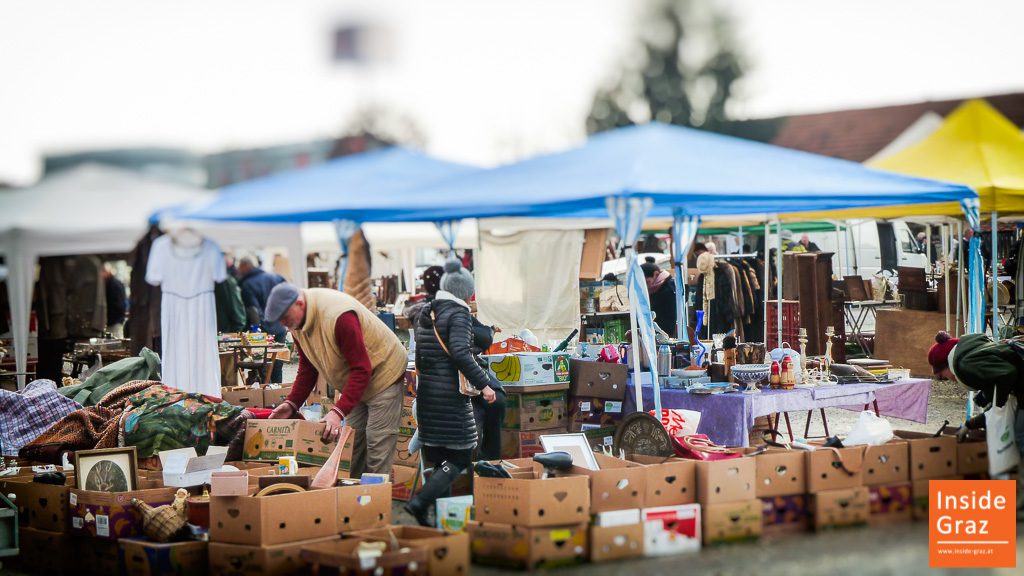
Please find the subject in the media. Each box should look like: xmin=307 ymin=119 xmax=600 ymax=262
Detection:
xmin=286 ymin=311 xmax=372 ymax=415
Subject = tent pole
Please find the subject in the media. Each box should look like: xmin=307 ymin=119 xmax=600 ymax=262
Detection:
xmin=763 ymin=221 xmax=770 ymax=344
xmin=926 ymin=223 xmax=933 ymax=270
xmin=956 ymin=220 xmax=964 ymax=337
xmin=846 ymin=220 xmax=857 ymax=276
xmin=738 ymin=226 xmax=744 ymax=253
xmin=775 ymin=218 xmax=783 ymax=348
xmin=943 ymin=223 xmax=950 ymax=334
xmin=834 ymin=221 xmax=843 ymax=277
xmin=628 ymin=259 xmax=643 ymax=413
xmin=992 ymin=210 xmax=999 ymax=336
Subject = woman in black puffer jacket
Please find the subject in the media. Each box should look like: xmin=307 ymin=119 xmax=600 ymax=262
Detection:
xmin=404 ymin=259 xmax=499 ymax=526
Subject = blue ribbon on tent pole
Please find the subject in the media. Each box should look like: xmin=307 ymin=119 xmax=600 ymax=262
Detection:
xmin=606 ymin=196 xmax=661 ymax=414
xmin=434 ymin=219 xmax=461 ymax=253
xmin=334 ymin=219 xmax=360 ymax=290
xmin=671 ymin=210 xmax=700 ymax=342
xmin=960 ymin=198 xmax=984 ymax=334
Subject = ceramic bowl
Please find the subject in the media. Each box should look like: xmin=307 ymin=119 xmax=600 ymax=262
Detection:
xmin=730 ymin=363 xmax=772 ymax=386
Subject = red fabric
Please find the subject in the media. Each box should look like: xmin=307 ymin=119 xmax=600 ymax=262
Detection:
xmin=285 ymin=312 xmax=373 ymax=416
xmin=247 ymin=408 xmax=275 ymax=419
xmin=928 ymin=335 xmax=959 ymax=374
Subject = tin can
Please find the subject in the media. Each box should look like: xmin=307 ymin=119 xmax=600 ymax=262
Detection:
xmin=278 ymin=456 xmax=297 ymax=475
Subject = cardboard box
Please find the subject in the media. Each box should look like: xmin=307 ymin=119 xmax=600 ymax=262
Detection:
xmin=243 ymin=419 xmax=340 ymax=468
xmin=695 ymin=458 xmax=756 ymax=505
xmin=955 ymin=437 xmax=990 ymax=476
xmin=895 ymin=430 xmax=958 ymax=480
xmin=209 ymin=487 xmax=338 ymax=546
xmin=394 ymin=434 xmax=419 ymax=468
xmin=468 ymin=522 xmax=588 ymax=570
xmin=300 ymin=537 xmax=428 ymax=576
xmin=0 ymin=475 xmax=72 ymax=532
xmin=159 ymin=446 xmax=229 ymax=487
xmin=628 ymin=455 xmax=697 ymax=507
xmin=436 ymin=495 xmax=473 ymax=533
xmin=503 ymin=384 xmax=569 ymax=431
xmin=581 ymin=425 xmax=617 ymax=452
xmin=337 ymin=482 xmax=391 ymax=533
xmin=569 ymin=359 xmax=628 ymax=400
xmin=69 ymin=486 xmax=178 ymax=540
xmin=474 ymin=469 xmax=590 ymax=527
xmin=211 ymin=470 xmax=250 ymax=496
xmin=120 ymin=538 xmax=208 ymax=576
xmin=641 ymin=504 xmax=701 ymax=556
xmin=811 ymin=487 xmax=870 ymax=531
xmin=868 ymin=483 xmax=912 ymax=526
xmin=593 ymin=508 xmax=641 ymax=527
xmin=399 ymin=404 xmax=418 ymax=429
xmin=208 ymin=535 xmax=340 ymax=576
xmin=568 ymin=396 xmax=625 ymax=431
xmin=911 ymin=475 xmax=962 ymax=521
xmin=12 ymin=526 xmax=69 ymax=574
xmin=590 ymin=523 xmax=644 ymax=563
xmin=749 ymin=448 xmax=806 ymax=497
xmin=351 ymin=525 xmax=471 ymax=576
xmin=262 ymin=385 xmax=293 ymax=409
xmin=75 ymin=534 xmax=122 ymax=575
xmin=222 ymin=387 xmax=265 ymax=409
xmin=862 ymin=441 xmax=910 ymax=487
xmin=760 ymin=494 xmax=809 ymax=536
xmin=805 ymin=445 xmax=864 ymax=492
xmin=500 ymin=428 xmax=565 ymax=459
xmin=483 ymin=352 xmax=571 ymax=386
xmin=702 ymin=499 xmax=762 ymax=545
xmin=556 ymin=453 xmax=646 ymax=513
xmin=391 ymin=464 xmax=420 ymax=502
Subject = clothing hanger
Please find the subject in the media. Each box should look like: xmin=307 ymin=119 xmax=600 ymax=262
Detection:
xmin=168 ymin=225 xmax=203 ymax=249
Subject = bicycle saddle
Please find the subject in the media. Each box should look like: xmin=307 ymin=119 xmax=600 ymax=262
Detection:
xmin=533 ymin=451 xmax=574 ymax=472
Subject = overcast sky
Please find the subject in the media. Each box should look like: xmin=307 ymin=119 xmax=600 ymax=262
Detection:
xmin=1 ymin=0 xmax=1021 ymax=185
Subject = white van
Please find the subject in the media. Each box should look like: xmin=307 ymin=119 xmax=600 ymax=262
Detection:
xmin=758 ymin=219 xmax=928 ymax=279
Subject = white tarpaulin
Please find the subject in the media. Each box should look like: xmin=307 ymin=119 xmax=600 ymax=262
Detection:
xmin=476 ymin=229 xmax=585 ymax=345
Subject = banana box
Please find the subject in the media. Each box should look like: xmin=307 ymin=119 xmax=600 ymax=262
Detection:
xmin=483 ymin=352 xmax=571 ymax=386
xmin=503 ymin=384 xmax=569 ymax=431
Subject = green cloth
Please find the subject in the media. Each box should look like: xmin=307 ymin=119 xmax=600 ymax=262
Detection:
xmin=122 ymin=384 xmax=242 ymax=457
xmin=951 ymin=333 xmax=1023 ymax=408
xmin=215 ymin=276 xmax=247 ymax=333
xmin=59 ymin=347 xmax=161 ymax=406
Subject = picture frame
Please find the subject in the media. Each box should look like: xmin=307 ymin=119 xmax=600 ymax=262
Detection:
xmin=74 ymin=446 xmax=138 ymax=492
xmin=539 ymin=433 xmax=600 ymax=471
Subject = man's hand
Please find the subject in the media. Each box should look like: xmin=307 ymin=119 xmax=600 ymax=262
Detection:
xmin=321 ymin=408 xmax=344 ymax=442
xmin=482 ymin=386 xmax=496 ymax=404
xmin=270 ymin=401 xmax=296 ymax=419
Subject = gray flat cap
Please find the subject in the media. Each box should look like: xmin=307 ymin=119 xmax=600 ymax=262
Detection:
xmin=265 ymin=282 xmax=300 ymax=323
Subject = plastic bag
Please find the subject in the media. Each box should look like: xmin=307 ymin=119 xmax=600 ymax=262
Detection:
xmin=985 ymin=395 xmax=1020 ymax=477
xmin=843 ymin=410 xmax=894 ymax=446
xmin=650 ymin=408 xmax=701 ymax=437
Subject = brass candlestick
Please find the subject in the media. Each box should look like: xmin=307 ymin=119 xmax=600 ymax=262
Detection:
xmin=823 ymin=326 xmax=835 ymax=378
xmin=797 ymin=328 xmax=809 ymax=385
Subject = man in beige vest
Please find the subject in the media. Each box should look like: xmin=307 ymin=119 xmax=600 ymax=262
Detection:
xmin=265 ymin=283 xmax=407 ymax=477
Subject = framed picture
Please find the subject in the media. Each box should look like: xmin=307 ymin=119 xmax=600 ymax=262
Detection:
xmin=74 ymin=447 xmax=138 ymax=492
xmin=539 ymin=433 xmax=600 ymax=471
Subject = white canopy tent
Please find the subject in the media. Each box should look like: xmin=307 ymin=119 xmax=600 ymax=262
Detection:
xmin=0 ymin=165 xmax=309 ymax=388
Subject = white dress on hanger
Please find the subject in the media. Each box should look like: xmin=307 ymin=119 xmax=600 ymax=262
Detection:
xmin=145 ymin=234 xmax=226 ymax=396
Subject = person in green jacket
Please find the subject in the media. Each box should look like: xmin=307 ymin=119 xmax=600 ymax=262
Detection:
xmin=929 ymin=330 xmax=1024 ymax=519
xmin=215 ymin=271 xmax=247 ymax=333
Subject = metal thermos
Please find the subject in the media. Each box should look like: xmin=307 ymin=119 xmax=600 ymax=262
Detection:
xmin=657 ymin=345 xmax=671 ymax=377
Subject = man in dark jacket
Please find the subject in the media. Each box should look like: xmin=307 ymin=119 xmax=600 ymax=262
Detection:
xmin=929 ymin=330 xmax=1024 ymax=519
xmin=238 ymin=256 xmax=288 ymax=382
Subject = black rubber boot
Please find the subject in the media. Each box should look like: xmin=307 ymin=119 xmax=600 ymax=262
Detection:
xmin=403 ymin=460 xmax=462 ymax=527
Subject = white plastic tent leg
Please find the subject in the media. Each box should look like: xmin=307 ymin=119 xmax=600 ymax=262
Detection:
xmin=943 ymin=222 xmax=950 ymax=333
xmin=629 ymin=265 xmax=643 ymax=413
xmin=956 ymin=220 xmax=964 ymax=337
xmin=763 ymin=222 xmax=769 ymax=344
xmin=7 ymin=238 xmax=36 ymax=390
xmin=775 ymin=218 xmax=783 ymax=348
xmin=992 ymin=211 xmax=999 ymax=336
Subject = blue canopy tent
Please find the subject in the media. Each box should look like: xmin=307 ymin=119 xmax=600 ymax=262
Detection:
xmin=179 ymin=147 xmax=479 ymax=286
xmin=183 ymin=124 xmax=977 ymax=416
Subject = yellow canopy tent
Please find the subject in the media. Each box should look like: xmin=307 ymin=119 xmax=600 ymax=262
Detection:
xmin=781 ymin=99 xmax=1024 ymax=220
